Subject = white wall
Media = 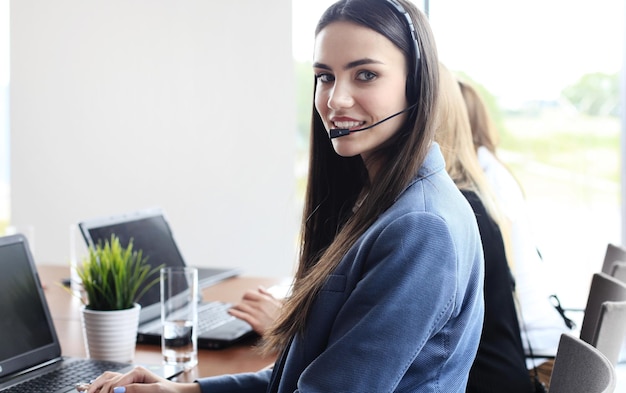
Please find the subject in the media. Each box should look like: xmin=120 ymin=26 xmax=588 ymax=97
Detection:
xmin=10 ymin=0 xmax=299 ymax=278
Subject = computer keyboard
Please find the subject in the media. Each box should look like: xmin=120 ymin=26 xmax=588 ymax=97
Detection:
xmin=197 ymin=301 xmax=237 ymax=332
xmin=4 ymin=358 xmax=127 ymax=393
xmin=144 ymin=301 xmax=235 ymax=336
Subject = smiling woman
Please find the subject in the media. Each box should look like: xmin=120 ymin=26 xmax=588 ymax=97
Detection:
xmin=289 ymin=0 xmax=625 ymax=384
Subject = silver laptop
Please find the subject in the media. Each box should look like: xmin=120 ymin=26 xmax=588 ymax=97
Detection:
xmin=0 ymin=234 xmax=183 ymax=392
xmin=78 ymin=208 xmax=256 ymax=349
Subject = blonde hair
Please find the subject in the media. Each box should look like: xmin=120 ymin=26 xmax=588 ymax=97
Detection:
xmin=435 ymin=63 xmax=514 ymax=268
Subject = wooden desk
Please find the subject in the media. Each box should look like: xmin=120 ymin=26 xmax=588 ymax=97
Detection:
xmin=38 ymin=265 xmax=283 ymax=382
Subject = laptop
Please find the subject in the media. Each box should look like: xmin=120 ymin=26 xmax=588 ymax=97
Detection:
xmin=78 ymin=208 xmax=256 ymax=349
xmin=0 ymin=234 xmax=183 ymax=392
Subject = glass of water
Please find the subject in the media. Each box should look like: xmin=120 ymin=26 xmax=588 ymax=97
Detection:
xmin=160 ymin=266 xmax=198 ymax=370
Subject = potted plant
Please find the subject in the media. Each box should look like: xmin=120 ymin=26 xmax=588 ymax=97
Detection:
xmin=77 ymin=233 xmax=162 ymax=362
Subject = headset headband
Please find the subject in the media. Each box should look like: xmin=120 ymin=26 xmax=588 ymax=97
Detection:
xmin=385 ymin=0 xmax=421 ymax=65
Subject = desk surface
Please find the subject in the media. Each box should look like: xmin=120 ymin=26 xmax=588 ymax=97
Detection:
xmin=41 ymin=265 xmax=626 ymax=391
xmin=39 ymin=265 xmax=283 ymax=382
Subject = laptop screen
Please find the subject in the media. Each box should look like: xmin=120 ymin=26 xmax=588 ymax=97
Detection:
xmin=0 ymin=235 xmax=61 ymax=378
xmin=79 ymin=211 xmax=186 ymax=312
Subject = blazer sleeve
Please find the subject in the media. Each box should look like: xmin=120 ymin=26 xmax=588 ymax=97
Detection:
xmin=195 ymin=369 xmax=272 ymax=393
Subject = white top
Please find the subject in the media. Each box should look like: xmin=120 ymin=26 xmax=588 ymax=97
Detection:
xmin=477 ymin=146 xmax=570 ymax=366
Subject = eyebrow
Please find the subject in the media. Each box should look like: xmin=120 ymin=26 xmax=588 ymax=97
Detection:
xmin=313 ymin=57 xmax=384 ymax=71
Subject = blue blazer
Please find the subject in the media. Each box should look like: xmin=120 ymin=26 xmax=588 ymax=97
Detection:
xmin=198 ymin=143 xmax=485 ymax=393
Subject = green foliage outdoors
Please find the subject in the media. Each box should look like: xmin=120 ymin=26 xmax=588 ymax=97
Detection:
xmin=562 ymin=72 xmax=620 ymax=117
xmin=77 ymin=234 xmax=163 ymax=311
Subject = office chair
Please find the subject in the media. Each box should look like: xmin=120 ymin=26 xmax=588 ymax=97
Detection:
xmin=548 ymin=333 xmax=616 ymax=393
xmin=601 ymin=243 xmax=626 ymax=276
xmin=579 ymin=273 xmax=626 ymax=343
xmin=610 ymin=261 xmax=626 ymax=285
xmin=578 ymin=273 xmax=626 ymax=365
xmin=592 ymin=300 xmax=626 ymax=365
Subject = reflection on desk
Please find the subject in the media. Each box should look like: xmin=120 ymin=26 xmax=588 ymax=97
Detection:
xmin=39 ymin=265 xmax=283 ymax=382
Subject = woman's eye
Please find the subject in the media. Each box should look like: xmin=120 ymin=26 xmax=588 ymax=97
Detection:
xmin=356 ymin=71 xmax=377 ymax=81
xmin=315 ymin=73 xmax=334 ymax=83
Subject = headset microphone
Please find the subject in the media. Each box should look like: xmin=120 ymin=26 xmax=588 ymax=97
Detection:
xmin=329 ymin=103 xmax=417 ymax=139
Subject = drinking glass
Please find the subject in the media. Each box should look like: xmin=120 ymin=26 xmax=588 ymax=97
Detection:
xmin=160 ymin=267 xmax=198 ymax=370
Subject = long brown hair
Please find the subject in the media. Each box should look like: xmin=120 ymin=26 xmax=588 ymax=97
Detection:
xmin=435 ymin=64 xmax=490 ymax=197
xmin=262 ymin=0 xmax=440 ymax=353
xmin=457 ymin=79 xmax=500 ymax=154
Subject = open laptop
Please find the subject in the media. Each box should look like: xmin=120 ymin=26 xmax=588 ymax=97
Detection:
xmin=78 ymin=208 xmax=256 ymax=349
xmin=0 ymin=234 xmax=183 ymax=392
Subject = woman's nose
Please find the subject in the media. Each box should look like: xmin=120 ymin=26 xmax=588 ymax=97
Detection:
xmin=327 ymin=81 xmax=354 ymax=110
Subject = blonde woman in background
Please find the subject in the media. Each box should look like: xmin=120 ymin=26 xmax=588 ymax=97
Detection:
xmin=458 ymin=80 xmax=570 ymax=386
xmin=436 ymin=63 xmax=534 ymax=393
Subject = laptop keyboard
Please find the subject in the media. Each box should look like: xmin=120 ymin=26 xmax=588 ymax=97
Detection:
xmin=197 ymin=302 xmax=237 ymax=332
xmin=4 ymin=358 xmax=128 ymax=393
xmin=144 ymin=301 xmax=236 ymax=336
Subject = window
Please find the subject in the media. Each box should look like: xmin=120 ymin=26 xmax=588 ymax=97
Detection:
xmin=430 ymin=0 xmax=623 ymax=307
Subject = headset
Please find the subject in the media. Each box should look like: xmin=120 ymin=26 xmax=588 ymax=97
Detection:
xmin=385 ymin=0 xmax=420 ymax=62
xmin=385 ymin=0 xmax=421 ymax=96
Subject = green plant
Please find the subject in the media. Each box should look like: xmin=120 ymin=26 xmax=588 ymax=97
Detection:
xmin=77 ymin=234 xmax=162 ymax=311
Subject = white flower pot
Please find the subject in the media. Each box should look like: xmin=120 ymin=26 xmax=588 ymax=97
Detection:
xmin=80 ymin=303 xmax=141 ymax=363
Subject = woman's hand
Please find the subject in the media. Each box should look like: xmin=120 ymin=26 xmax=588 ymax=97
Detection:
xmin=85 ymin=366 xmax=200 ymax=393
xmin=228 ymin=286 xmax=283 ymax=336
